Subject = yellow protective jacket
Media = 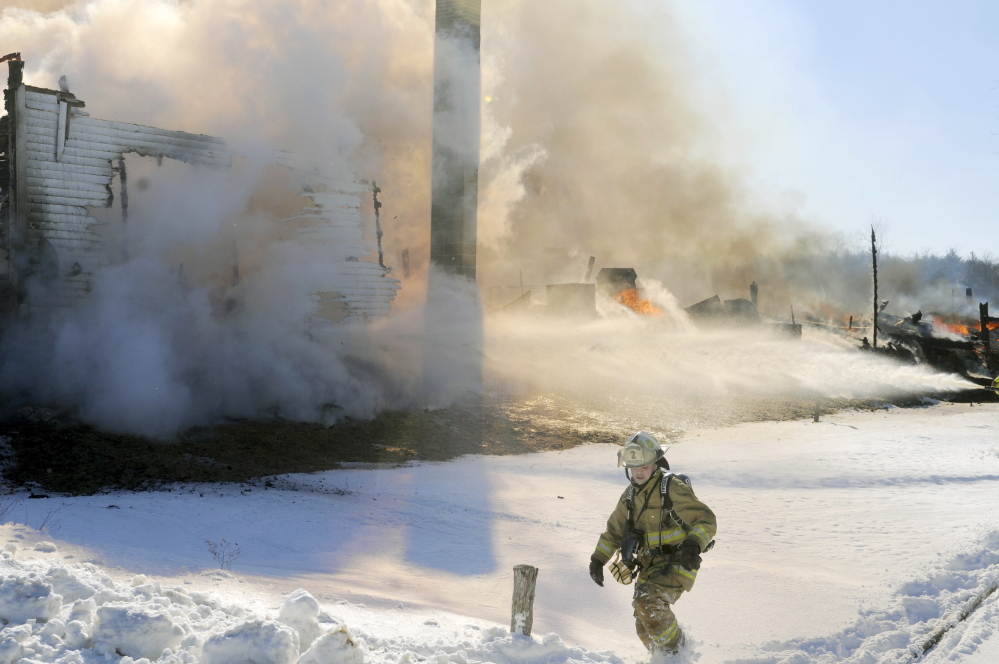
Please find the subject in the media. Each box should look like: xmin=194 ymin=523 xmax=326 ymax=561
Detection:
xmin=592 ymin=469 xmax=717 ymax=591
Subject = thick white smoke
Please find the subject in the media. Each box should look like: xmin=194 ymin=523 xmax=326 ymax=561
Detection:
xmin=0 ymin=0 xmax=977 ymax=440
xmin=0 ymin=0 xmax=472 ymax=437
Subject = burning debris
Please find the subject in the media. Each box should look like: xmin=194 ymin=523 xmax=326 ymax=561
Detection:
xmin=684 ymin=295 xmax=760 ymax=325
xmin=683 ymin=283 xmax=802 ymax=338
xmin=498 ymin=265 xmax=669 ymax=319
xmin=852 ymin=304 xmax=998 ymax=382
xmin=0 ymin=55 xmax=398 ymax=325
xmin=596 ymin=268 xmax=663 ymax=317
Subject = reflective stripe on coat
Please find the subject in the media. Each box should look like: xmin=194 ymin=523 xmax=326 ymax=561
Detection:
xmin=592 ymin=469 xmax=717 ymax=591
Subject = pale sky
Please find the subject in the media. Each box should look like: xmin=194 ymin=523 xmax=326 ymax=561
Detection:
xmin=672 ymin=0 xmax=999 ymax=256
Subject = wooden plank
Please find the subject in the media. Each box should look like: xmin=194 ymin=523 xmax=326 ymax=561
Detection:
xmin=74 ymin=116 xmax=225 ymax=144
xmin=27 ymin=192 xmax=109 ymax=207
xmin=26 ymin=224 xmax=102 ymax=240
xmin=27 ymin=169 xmax=111 ymax=186
xmin=305 ymin=192 xmax=362 ymax=208
xmin=25 ymin=117 xmax=57 ymax=133
xmin=28 ymin=212 xmax=105 ymax=225
xmin=37 ymin=137 xmax=226 ymax=166
xmin=328 ymin=264 xmax=396 ymax=274
xmin=25 ymin=202 xmax=91 ymax=216
xmin=28 ymin=219 xmax=105 ymax=231
xmin=294 ymin=227 xmax=367 ymax=238
xmin=25 ymin=135 xmax=55 ymax=150
xmin=25 ymin=148 xmax=110 ymax=169
xmin=27 ymin=163 xmax=112 ymax=180
xmin=72 ymin=121 xmax=226 ymax=153
xmin=58 ymin=141 xmax=132 ymax=160
xmin=25 ymin=123 xmax=58 ymax=139
xmin=24 ymin=98 xmax=58 ymax=113
xmin=28 ymin=177 xmax=108 ymax=193
xmin=25 ymin=230 xmax=103 ymax=246
xmin=24 ymin=89 xmax=62 ymax=103
xmin=28 ymin=182 xmax=110 ymax=197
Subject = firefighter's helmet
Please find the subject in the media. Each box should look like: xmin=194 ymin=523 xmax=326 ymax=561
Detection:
xmin=617 ymin=431 xmax=666 ymax=468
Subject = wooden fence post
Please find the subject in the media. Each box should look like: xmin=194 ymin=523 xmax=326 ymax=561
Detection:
xmin=511 ymin=564 xmax=539 ymax=636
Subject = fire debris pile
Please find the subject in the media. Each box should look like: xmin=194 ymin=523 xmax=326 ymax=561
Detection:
xmin=845 ymin=302 xmax=999 ymax=383
xmin=683 ymin=287 xmax=801 ymax=338
xmin=497 ymin=263 xmax=804 ymax=341
xmin=0 ymin=55 xmax=398 ymax=325
xmin=497 ymin=265 xmax=666 ymax=319
xmin=596 ymin=268 xmax=663 ymax=317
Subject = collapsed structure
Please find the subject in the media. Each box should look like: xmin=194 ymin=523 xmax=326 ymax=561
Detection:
xmin=0 ymin=55 xmax=398 ymax=323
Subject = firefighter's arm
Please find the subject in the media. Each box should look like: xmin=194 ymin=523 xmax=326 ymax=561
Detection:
xmin=671 ymin=480 xmax=717 ymax=552
xmin=591 ymin=490 xmax=630 ymax=564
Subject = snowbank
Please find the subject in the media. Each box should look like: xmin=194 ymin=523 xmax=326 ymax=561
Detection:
xmin=0 ymin=552 xmax=623 ymax=664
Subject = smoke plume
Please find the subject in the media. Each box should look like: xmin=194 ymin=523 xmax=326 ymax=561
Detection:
xmin=0 ymin=0 xmax=979 ymax=438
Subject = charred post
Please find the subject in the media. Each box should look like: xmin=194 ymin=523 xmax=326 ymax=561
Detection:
xmin=372 ymin=181 xmax=385 ymax=270
xmin=117 ymin=156 xmax=128 ymax=225
xmin=872 ymin=227 xmax=879 ymax=349
xmin=980 ymin=302 xmax=988 ymax=346
xmin=117 ymin=156 xmax=129 ymax=261
xmin=979 ymin=302 xmax=996 ymax=371
xmin=511 ymin=564 xmax=538 ymax=636
xmin=1 ymin=55 xmax=25 ymax=318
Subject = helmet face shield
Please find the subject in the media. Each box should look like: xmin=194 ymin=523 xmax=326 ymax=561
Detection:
xmin=617 ymin=431 xmax=663 ymax=468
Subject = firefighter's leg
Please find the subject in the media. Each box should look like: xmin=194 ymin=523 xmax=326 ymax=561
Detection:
xmin=633 ymin=581 xmax=684 ymax=654
xmin=634 ymin=617 xmax=653 ymax=651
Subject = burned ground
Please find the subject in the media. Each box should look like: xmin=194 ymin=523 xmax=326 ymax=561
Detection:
xmin=0 ymin=399 xmax=617 ymax=495
xmin=3 ymin=390 xmax=990 ymax=496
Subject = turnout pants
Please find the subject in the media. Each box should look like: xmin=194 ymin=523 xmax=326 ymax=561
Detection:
xmin=633 ymin=578 xmax=684 ymax=654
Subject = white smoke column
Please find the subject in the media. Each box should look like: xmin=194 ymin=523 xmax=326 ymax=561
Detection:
xmin=0 ymin=0 xmax=450 ymax=436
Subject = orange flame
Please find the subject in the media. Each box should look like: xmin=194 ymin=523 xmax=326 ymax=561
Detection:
xmin=932 ymin=316 xmax=971 ymax=336
xmin=615 ymin=288 xmax=663 ymax=317
xmin=931 ymin=316 xmax=999 ymax=336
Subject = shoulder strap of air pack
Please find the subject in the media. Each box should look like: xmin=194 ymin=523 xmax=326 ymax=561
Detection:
xmin=660 ymin=473 xmax=691 ymax=531
xmin=626 ymin=480 xmax=656 ymax=527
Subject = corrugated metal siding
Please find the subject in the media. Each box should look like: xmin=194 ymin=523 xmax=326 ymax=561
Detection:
xmin=12 ymin=86 xmax=398 ymax=321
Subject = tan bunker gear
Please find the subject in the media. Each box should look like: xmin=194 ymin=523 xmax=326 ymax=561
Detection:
xmin=592 ymin=467 xmax=717 ymax=655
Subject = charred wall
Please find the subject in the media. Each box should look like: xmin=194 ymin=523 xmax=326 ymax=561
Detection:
xmin=0 ymin=58 xmax=399 ymax=323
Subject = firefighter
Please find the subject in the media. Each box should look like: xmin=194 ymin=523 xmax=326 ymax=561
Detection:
xmin=588 ymin=431 xmax=717 ymax=657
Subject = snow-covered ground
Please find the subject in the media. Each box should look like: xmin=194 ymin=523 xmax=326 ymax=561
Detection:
xmin=2 ymin=401 xmax=999 ymax=664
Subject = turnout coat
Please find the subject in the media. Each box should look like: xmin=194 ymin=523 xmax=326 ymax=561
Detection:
xmin=592 ymin=469 xmax=717 ymax=591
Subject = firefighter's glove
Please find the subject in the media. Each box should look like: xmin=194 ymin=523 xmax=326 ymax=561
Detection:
xmin=678 ymin=540 xmax=701 ymax=572
xmin=589 ymin=556 xmax=604 ymax=587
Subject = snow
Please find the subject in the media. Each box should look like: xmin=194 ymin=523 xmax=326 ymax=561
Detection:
xmin=1 ymin=402 xmax=999 ymax=663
